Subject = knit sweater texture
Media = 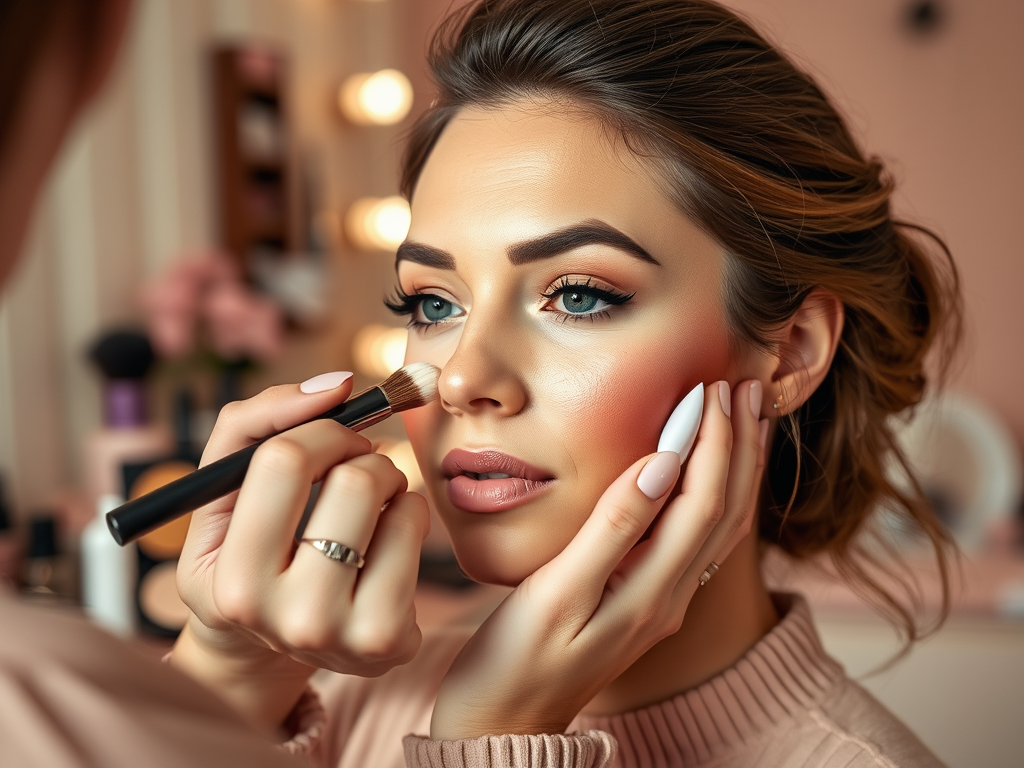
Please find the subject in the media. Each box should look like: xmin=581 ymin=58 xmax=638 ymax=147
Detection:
xmin=304 ymin=594 xmax=945 ymax=768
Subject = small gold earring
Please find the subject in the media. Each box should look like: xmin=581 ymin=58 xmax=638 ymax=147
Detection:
xmin=773 ymin=394 xmax=783 ymax=411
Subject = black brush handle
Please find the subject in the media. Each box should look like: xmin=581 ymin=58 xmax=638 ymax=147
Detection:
xmin=106 ymin=387 xmax=390 ymax=545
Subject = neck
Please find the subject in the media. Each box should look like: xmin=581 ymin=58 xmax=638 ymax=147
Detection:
xmin=581 ymin=532 xmax=778 ymax=716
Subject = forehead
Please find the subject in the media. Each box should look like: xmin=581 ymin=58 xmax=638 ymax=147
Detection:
xmin=408 ymin=103 xmax=684 ymax=249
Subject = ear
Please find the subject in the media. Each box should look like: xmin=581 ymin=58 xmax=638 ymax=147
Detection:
xmin=768 ymin=288 xmax=844 ymax=416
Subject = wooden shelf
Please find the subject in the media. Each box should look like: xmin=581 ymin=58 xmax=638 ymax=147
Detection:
xmin=212 ymin=46 xmax=296 ymax=272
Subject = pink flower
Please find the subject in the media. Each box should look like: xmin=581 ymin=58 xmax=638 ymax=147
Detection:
xmin=140 ymin=250 xmax=284 ymax=363
xmin=204 ymin=280 xmax=284 ymax=362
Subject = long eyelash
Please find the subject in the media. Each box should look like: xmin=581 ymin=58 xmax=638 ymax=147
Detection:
xmin=384 ymin=285 xmax=419 ymax=316
xmin=540 ymin=277 xmax=635 ymax=306
xmin=384 ymin=286 xmax=455 ymax=330
xmin=549 ymin=309 xmax=614 ymax=324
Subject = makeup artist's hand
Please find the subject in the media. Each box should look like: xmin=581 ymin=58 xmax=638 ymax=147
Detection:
xmin=172 ymin=373 xmax=429 ymax=729
xmin=429 ymin=380 xmax=767 ymax=740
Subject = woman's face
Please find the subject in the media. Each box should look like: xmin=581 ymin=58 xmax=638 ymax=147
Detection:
xmin=399 ymin=103 xmax=735 ymax=586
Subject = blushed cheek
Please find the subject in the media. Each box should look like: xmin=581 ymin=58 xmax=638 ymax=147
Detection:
xmin=543 ymin=322 xmax=732 ymax=504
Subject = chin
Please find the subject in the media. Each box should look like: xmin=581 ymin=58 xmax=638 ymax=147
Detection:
xmin=445 ymin=524 xmax=563 ymax=588
xmin=452 ymin=552 xmax=530 ymax=588
xmin=425 ymin=479 xmax=584 ymax=587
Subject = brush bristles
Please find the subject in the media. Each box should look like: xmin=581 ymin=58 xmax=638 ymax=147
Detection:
xmin=380 ymin=362 xmax=440 ymax=411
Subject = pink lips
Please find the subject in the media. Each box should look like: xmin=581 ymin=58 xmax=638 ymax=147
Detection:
xmin=442 ymin=449 xmax=555 ymax=513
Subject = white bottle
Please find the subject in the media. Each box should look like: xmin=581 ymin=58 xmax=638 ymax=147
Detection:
xmin=81 ymin=494 xmax=137 ymax=636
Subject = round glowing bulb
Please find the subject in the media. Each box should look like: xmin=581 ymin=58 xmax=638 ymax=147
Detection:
xmin=339 ymin=69 xmax=413 ymax=125
xmin=377 ymin=327 xmax=408 ymax=375
xmin=352 ymin=324 xmax=408 ymax=378
xmin=369 ymin=196 xmax=412 ymax=247
xmin=345 ymin=195 xmax=410 ymax=251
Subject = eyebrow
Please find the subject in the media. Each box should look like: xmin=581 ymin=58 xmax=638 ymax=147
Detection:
xmin=394 ymin=241 xmax=456 ymax=269
xmin=395 ymin=219 xmax=660 ymax=269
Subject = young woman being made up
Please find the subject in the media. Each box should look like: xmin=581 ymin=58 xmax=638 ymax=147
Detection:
xmin=169 ymin=1 xmax=962 ymax=766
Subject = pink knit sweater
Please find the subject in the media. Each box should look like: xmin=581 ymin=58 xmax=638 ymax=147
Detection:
xmin=0 ymin=587 xmax=944 ymax=767
xmin=301 ymin=594 xmax=945 ymax=768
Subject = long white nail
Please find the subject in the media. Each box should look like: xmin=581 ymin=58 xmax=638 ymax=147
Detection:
xmin=657 ymin=383 xmax=704 ymax=463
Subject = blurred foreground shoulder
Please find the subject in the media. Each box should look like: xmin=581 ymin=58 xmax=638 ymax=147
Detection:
xmin=0 ymin=587 xmax=302 ymax=768
xmin=812 ymin=677 xmax=948 ymax=768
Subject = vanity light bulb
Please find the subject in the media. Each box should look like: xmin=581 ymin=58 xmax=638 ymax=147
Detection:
xmin=345 ymin=195 xmax=411 ymax=252
xmin=352 ymin=324 xmax=408 ymax=379
xmin=339 ymin=69 xmax=413 ymax=125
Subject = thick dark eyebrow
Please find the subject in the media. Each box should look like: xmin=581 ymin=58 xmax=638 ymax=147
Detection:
xmin=395 ymin=219 xmax=660 ymax=269
xmin=395 ymin=241 xmax=456 ymax=269
xmin=507 ymin=220 xmax=660 ymax=266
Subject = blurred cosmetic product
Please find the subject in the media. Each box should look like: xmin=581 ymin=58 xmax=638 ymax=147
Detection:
xmin=125 ymin=457 xmax=196 ymax=637
xmin=352 ymin=323 xmax=407 ymax=378
xmin=345 ymin=195 xmax=411 ymax=251
xmin=237 ymin=100 xmax=282 ymax=160
xmin=248 ymin=250 xmax=329 ymax=326
xmin=885 ymin=391 xmax=1023 ymax=551
xmin=82 ymin=331 xmax=172 ymax=512
xmin=338 ymin=69 xmax=413 ymax=125
xmin=81 ymin=494 xmax=137 ymax=636
xmin=24 ymin=516 xmax=59 ymax=595
xmin=0 ymin=476 xmax=22 ymax=589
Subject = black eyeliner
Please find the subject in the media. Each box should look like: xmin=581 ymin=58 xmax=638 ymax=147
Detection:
xmin=385 ymin=287 xmax=463 ymax=329
xmin=540 ymin=276 xmax=635 ymax=306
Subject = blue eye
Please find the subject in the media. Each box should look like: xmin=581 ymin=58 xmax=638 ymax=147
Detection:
xmin=560 ymin=291 xmax=600 ymax=314
xmin=419 ymin=297 xmax=457 ymax=322
xmin=541 ymin=277 xmax=634 ymax=321
xmin=385 ymin=288 xmax=465 ymax=329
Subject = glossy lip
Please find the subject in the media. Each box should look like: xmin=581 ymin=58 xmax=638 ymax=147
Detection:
xmin=442 ymin=448 xmax=556 ymax=513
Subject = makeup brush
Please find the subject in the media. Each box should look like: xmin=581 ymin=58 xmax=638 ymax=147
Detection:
xmin=106 ymin=363 xmax=440 ymax=546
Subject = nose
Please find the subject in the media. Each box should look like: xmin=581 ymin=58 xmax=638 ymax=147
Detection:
xmin=437 ymin=311 xmax=528 ymax=418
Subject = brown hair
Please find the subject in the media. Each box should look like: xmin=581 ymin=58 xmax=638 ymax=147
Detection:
xmin=0 ymin=0 xmax=127 ymax=164
xmin=400 ymin=0 xmax=962 ymax=644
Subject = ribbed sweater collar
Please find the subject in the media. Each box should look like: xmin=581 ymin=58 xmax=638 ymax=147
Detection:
xmin=571 ymin=594 xmax=844 ymax=766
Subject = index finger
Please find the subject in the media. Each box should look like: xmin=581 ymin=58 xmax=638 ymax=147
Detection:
xmin=201 ymin=372 xmax=357 ymax=466
xmin=186 ymin=373 xmax=363 ymax=545
xmin=534 ymin=451 xmax=678 ymax=614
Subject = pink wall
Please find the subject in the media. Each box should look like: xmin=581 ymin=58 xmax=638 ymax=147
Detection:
xmin=723 ymin=0 xmax=1024 ymax=453
xmin=400 ymin=0 xmax=1024 ymax=453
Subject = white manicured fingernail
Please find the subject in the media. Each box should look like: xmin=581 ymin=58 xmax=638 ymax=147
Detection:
xmin=299 ymin=371 xmax=353 ymax=394
xmin=657 ymin=382 xmax=704 ymax=463
xmin=637 ymin=451 xmax=682 ymax=499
